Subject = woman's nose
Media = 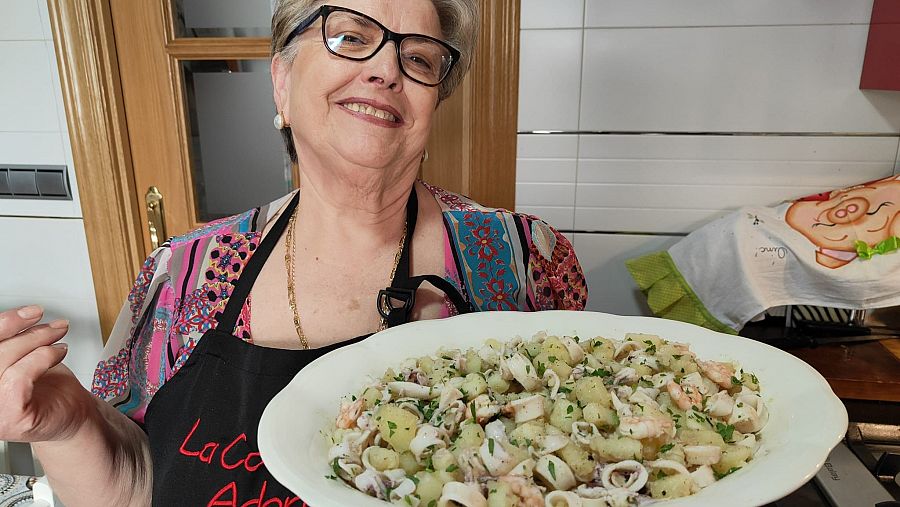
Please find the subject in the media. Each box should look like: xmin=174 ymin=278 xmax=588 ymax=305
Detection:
xmin=363 ymin=42 xmax=404 ymax=91
xmin=826 ymin=197 xmax=869 ymax=224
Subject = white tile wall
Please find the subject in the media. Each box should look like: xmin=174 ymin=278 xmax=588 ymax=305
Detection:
xmin=0 ymin=0 xmax=44 ymax=40
xmin=583 ymin=0 xmax=873 ymax=27
xmin=0 ymin=217 xmax=103 ymax=388
xmin=520 ymin=0 xmax=584 ymax=29
xmin=517 ymin=0 xmax=900 ymax=316
xmin=0 ymin=41 xmax=60 ymax=132
xmin=517 ymin=29 xmax=583 ymax=131
xmin=516 ymin=134 xmax=579 ymax=230
xmin=579 ymin=25 xmax=900 ymax=133
xmin=573 ymin=233 xmax=682 ymax=315
xmin=574 ymin=134 xmax=898 ymax=233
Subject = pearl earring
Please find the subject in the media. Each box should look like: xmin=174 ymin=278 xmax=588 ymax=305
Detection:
xmin=421 ymin=150 xmax=429 ymax=163
xmin=274 ymin=112 xmax=285 ymax=130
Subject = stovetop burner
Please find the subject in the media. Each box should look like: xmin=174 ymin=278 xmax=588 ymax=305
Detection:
xmin=765 ymin=404 xmax=900 ymax=506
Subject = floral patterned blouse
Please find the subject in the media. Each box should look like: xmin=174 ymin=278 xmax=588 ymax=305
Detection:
xmin=91 ymin=183 xmax=587 ymax=424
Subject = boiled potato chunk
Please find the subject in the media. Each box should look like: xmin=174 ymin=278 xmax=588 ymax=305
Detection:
xmin=487 ymin=480 xmax=515 ymax=507
xmin=463 ymin=349 xmax=483 ymax=375
xmin=677 ymin=428 xmax=726 ymax=450
xmin=460 ymin=373 xmax=488 ymax=400
xmin=375 ymin=404 xmax=418 ymax=452
xmin=590 ymin=436 xmax=642 ymax=462
xmin=486 ymin=371 xmax=510 ymax=394
xmin=582 ymin=402 xmax=618 ymax=431
xmin=413 ymin=471 xmax=445 ymax=506
xmin=574 ymin=377 xmax=612 ymax=407
xmin=589 ymin=337 xmax=615 ymax=361
xmin=456 ymin=421 xmax=486 ymax=450
xmin=556 ymin=442 xmax=596 ymax=480
xmin=534 ymin=351 xmax=573 ymax=380
xmin=541 ymin=336 xmax=574 ymax=366
xmin=361 ymin=387 xmax=382 ymax=410
xmin=366 ymin=447 xmax=399 ymax=471
xmin=648 ymin=473 xmax=693 ymax=499
xmin=398 ymin=451 xmax=420 ymax=475
xmin=549 ymin=399 xmax=582 ymax=433
xmin=712 ymin=444 xmax=752 ymax=475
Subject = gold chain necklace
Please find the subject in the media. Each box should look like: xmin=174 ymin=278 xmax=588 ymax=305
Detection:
xmin=284 ymin=205 xmax=408 ymax=348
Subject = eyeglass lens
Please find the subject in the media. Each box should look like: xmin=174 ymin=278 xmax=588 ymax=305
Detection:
xmin=324 ymin=10 xmax=452 ymax=85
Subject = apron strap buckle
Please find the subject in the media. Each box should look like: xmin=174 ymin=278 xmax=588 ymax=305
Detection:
xmin=377 ymin=287 xmax=416 ymax=321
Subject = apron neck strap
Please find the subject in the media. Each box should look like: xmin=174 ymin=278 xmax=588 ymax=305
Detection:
xmin=379 ymin=189 xmax=474 ymax=327
xmin=216 ymin=192 xmax=299 ymax=334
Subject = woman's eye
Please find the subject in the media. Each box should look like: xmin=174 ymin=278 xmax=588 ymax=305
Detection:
xmin=337 ymin=32 xmax=367 ymax=44
xmin=406 ymin=54 xmax=434 ymax=71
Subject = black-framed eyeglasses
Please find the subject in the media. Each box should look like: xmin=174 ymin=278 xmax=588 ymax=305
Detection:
xmin=283 ymin=5 xmax=460 ymax=87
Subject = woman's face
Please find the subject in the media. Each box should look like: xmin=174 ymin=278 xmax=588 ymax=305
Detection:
xmin=274 ymin=0 xmax=443 ymax=175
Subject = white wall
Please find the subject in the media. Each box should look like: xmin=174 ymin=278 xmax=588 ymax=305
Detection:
xmin=516 ymin=0 xmax=900 ymax=316
xmin=0 ymin=0 xmax=103 ymax=389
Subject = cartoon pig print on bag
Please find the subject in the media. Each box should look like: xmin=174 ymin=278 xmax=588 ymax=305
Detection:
xmin=785 ymin=176 xmax=900 ymax=269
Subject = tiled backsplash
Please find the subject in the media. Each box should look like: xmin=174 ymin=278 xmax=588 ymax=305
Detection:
xmin=515 ymin=0 xmax=900 ymax=315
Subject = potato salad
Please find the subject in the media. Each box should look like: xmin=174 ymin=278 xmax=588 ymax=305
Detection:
xmin=326 ymin=332 xmax=767 ymax=507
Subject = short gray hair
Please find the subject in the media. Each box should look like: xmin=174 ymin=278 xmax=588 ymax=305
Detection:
xmin=271 ymin=0 xmax=479 ymax=161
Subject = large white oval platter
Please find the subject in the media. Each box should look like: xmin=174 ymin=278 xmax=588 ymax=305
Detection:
xmin=258 ymin=310 xmax=847 ymax=507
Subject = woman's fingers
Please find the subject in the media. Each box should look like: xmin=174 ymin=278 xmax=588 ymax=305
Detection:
xmin=0 ymin=343 xmax=69 ymax=407
xmin=0 ymin=306 xmax=44 ymax=341
xmin=0 ymin=320 xmax=69 ymax=373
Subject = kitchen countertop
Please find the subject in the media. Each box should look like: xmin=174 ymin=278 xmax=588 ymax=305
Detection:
xmin=741 ymin=319 xmax=900 ymax=403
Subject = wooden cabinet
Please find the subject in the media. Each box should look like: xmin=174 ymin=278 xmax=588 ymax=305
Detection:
xmin=860 ymin=0 xmax=900 ymax=91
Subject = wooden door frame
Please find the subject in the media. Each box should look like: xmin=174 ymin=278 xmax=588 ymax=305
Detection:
xmin=47 ymin=0 xmax=519 ymax=340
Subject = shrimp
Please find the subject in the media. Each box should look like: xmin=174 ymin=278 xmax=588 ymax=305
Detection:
xmin=618 ymin=415 xmax=674 ymax=440
xmin=697 ymin=360 xmax=735 ymax=389
xmin=336 ymin=397 xmax=364 ymax=429
xmin=666 ymin=380 xmax=702 ymax=411
xmin=495 ymin=475 xmax=544 ymax=507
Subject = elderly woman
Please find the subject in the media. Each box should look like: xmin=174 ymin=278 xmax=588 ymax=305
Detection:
xmin=0 ymin=0 xmax=585 ymax=505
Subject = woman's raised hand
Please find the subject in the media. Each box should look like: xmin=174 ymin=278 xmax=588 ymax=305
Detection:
xmin=0 ymin=306 xmax=94 ymax=443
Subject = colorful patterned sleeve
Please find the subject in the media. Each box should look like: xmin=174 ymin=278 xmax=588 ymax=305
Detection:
xmin=525 ymin=217 xmax=588 ymax=310
xmin=91 ymin=245 xmax=178 ymax=425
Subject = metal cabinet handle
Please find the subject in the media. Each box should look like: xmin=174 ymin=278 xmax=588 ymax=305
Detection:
xmin=146 ymin=186 xmax=167 ymax=250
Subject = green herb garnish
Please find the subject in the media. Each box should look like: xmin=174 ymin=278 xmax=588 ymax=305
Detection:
xmin=715 ymin=422 xmax=735 ymax=442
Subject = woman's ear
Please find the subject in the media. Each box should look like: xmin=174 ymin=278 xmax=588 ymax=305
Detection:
xmin=271 ymin=53 xmax=292 ymax=122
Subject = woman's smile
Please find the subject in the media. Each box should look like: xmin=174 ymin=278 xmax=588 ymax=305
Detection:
xmin=337 ymin=97 xmax=405 ymax=127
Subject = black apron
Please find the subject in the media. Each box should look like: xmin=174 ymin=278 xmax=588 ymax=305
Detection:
xmin=144 ymin=190 xmax=472 ymax=506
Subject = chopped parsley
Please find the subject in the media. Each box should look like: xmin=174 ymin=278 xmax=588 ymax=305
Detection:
xmin=659 ymin=443 xmax=675 ymax=453
xmin=387 ymin=421 xmax=397 ymax=437
xmin=566 ymin=404 xmax=574 ymax=415
xmin=731 ymin=375 xmax=743 ymax=387
xmin=548 ymin=460 xmax=557 ymax=481
xmin=643 ymin=340 xmax=657 ymax=355
xmin=590 ymin=368 xmax=612 ymax=378
xmin=446 ymin=464 xmax=458 ymax=473
xmin=715 ymin=422 xmax=735 ymax=442
xmin=536 ymin=362 xmax=547 ymax=377
xmin=488 ymin=438 xmax=495 ymax=455
xmin=672 ymin=354 xmax=683 ymax=360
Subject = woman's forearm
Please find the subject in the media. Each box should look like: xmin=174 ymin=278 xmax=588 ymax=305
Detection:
xmin=33 ymin=396 xmax=152 ymax=507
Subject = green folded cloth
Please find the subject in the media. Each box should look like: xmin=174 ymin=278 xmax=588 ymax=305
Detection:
xmin=625 ymin=251 xmax=736 ymax=335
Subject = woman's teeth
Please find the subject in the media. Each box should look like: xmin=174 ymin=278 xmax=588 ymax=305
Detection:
xmin=342 ymin=102 xmax=397 ymax=122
